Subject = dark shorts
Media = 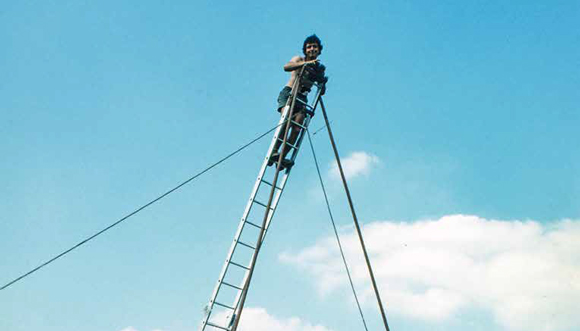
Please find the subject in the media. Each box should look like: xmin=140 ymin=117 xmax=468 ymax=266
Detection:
xmin=277 ymin=86 xmax=308 ymax=113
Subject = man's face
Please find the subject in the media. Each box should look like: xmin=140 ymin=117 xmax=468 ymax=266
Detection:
xmin=305 ymin=43 xmax=320 ymax=59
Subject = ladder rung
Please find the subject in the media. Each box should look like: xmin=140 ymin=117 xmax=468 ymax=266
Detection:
xmin=204 ymin=321 xmax=228 ymax=330
xmin=295 ymin=98 xmax=312 ymax=109
xmin=244 ymin=220 xmax=263 ymax=230
xmin=228 ymin=260 xmax=250 ymax=270
xmin=252 ymin=199 xmax=274 ymax=210
xmin=260 ymin=179 xmax=283 ymax=190
xmin=221 ymin=281 xmax=243 ymax=291
xmin=235 ymin=239 xmax=256 ymax=250
xmin=290 ymin=120 xmax=307 ymax=130
xmin=276 ymin=138 xmax=298 ymax=150
xmin=213 ymin=301 xmax=235 ymax=310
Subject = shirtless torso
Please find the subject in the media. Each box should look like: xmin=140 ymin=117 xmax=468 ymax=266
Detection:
xmin=284 ymin=55 xmax=319 ymax=87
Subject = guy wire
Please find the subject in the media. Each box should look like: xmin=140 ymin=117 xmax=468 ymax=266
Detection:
xmin=306 ymin=128 xmax=369 ymax=331
xmin=1 ymin=119 xmax=292 ymax=292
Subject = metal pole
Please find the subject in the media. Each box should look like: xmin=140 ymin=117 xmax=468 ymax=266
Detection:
xmin=319 ymin=97 xmax=391 ymax=331
xmin=230 ymin=68 xmax=305 ymax=331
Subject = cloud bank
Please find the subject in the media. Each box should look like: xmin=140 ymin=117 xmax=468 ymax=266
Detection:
xmin=280 ymin=215 xmax=580 ymax=331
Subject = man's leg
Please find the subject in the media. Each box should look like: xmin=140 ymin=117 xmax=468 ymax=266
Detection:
xmin=268 ymin=126 xmax=285 ymax=166
xmin=269 ymin=110 xmax=304 ymax=168
xmin=281 ymin=111 xmax=305 ymax=161
xmin=269 ymin=87 xmax=291 ymax=166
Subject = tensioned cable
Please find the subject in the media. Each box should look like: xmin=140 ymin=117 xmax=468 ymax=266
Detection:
xmin=0 ymin=120 xmax=291 ymax=292
xmin=305 ymin=128 xmax=369 ymax=331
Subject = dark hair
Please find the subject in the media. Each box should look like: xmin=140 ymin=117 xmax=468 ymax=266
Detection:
xmin=302 ymin=34 xmax=323 ymax=55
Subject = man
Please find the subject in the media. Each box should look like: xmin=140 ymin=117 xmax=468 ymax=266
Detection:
xmin=270 ymin=34 xmax=327 ymax=169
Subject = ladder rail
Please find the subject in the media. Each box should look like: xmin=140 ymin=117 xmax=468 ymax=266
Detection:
xmin=229 ymin=70 xmax=307 ymax=331
xmin=200 ymin=96 xmax=294 ymax=327
xmin=230 ymin=80 xmax=324 ymax=331
xmin=226 ymin=81 xmax=305 ymax=327
xmin=200 ymin=71 xmax=326 ymax=331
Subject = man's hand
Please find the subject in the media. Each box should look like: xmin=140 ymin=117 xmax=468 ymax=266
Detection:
xmin=304 ymin=59 xmax=319 ymax=66
xmin=284 ymin=57 xmax=319 ymax=72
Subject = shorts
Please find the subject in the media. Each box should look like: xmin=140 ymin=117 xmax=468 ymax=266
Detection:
xmin=277 ymin=86 xmax=308 ymax=113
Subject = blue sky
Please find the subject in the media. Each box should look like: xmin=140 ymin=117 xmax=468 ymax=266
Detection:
xmin=1 ymin=1 xmax=579 ymax=331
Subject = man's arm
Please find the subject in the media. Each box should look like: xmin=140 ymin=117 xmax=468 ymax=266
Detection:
xmin=284 ymin=55 xmax=318 ymax=72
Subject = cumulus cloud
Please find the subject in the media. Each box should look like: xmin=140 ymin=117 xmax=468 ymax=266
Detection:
xmin=328 ymin=151 xmax=380 ymax=180
xmin=212 ymin=307 xmax=334 ymax=331
xmin=280 ymin=215 xmax=580 ymax=331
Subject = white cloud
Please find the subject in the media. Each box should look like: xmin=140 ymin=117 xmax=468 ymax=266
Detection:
xmin=280 ymin=215 xmax=580 ymax=331
xmin=328 ymin=151 xmax=380 ymax=180
xmin=119 ymin=327 xmax=164 ymax=331
xmin=212 ymin=307 xmax=335 ymax=331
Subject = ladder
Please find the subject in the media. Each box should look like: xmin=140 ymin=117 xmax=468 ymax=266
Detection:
xmin=199 ymin=72 xmax=325 ymax=331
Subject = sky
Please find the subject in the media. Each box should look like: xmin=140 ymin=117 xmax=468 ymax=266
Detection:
xmin=1 ymin=1 xmax=579 ymax=331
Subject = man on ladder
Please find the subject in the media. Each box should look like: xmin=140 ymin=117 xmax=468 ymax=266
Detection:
xmin=269 ymin=34 xmax=327 ymax=170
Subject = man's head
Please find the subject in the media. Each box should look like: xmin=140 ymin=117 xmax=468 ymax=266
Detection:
xmin=303 ymin=34 xmax=323 ymax=60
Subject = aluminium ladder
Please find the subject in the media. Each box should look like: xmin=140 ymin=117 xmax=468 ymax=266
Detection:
xmin=199 ymin=73 xmax=325 ymax=331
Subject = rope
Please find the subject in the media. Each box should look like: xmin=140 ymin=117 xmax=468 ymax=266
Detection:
xmin=0 ymin=121 xmax=288 ymax=292
xmin=305 ymin=128 xmax=369 ymax=331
